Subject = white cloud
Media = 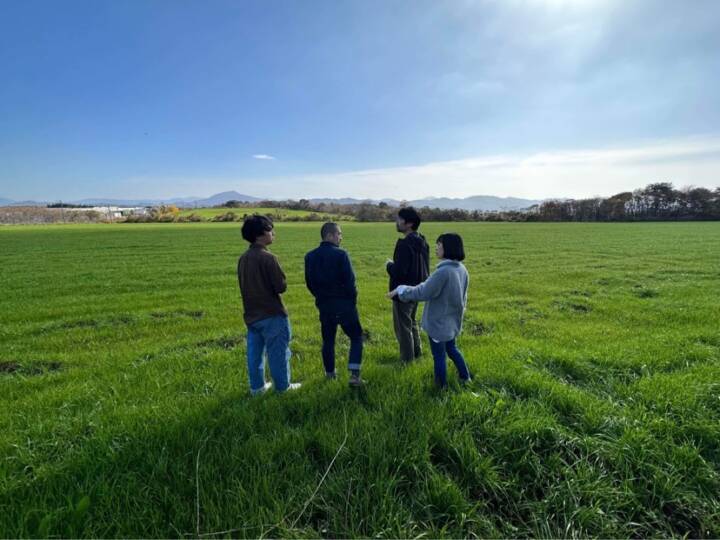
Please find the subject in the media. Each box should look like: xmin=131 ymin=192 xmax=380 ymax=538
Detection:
xmin=117 ymin=136 xmax=720 ymax=201
xmin=252 ymin=154 xmax=276 ymax=160
xmin=245 ymin=136 xmax=720 ymax=200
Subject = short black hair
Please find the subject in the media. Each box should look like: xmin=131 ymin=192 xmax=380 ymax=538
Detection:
xmin=398 ymin=207 xmax=421 ymax=231
xmin=241 ymin=214 xmax=273 ymax=243
xmin=437 ymin=233 xmax=465 ymax=261
xmin=320 ymin=222 xmax=339 ymax=239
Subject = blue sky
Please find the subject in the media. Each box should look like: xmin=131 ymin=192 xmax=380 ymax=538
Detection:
xmin=1 ymin=0 xmax=719 ymax=201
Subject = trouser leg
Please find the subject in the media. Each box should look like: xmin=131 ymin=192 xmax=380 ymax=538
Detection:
xmin=393 ymin=300 xmax=416 ymax=362
xmin=429 ymin=336 xmax=448 ymax=388
xmin=319 ymin=311 xmax=338 ymax=374
xmin=264 ymin=316 xmax=291 ymax=391
xmin=410 ymin=302 xmax=422 ymax=358
xmin=246 ymin=323 xmax=266 ymax=393
xmin=445 ymin=339 xmax=471 ymax=381
xmin=339 ymin=307 xmax=363 ymax=372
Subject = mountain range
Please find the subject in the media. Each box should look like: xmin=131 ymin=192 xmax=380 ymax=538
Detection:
xmin=0 ymin=191 xmax=541 ymax=211
xmin=385 ymin=196 xmax=541 ymax=211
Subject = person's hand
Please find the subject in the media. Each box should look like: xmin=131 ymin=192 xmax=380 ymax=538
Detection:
xmin=387 ymin=288 xmax=398 ymax=299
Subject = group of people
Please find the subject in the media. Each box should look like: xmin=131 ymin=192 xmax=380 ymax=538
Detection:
xmin=236 ymin=207 xmax=472 ymax=395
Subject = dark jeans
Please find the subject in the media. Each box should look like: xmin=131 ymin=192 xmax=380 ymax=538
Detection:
xmin=429 ymin=337 xmax=470 ymax=388
xmin=392 ymin=300 xmax=421 ymax=362
xmin=319 ymin=303 xmax=363 ymax=373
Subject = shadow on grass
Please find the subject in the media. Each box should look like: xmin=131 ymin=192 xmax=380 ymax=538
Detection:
xmin=4 ymin=365 xmax=720 ymax=539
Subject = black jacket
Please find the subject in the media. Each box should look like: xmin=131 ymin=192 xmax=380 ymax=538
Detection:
xmin=386 ymin=232 xmax=430 ymax=296
xmin=305 ymin=242 xmax=358 ymax=309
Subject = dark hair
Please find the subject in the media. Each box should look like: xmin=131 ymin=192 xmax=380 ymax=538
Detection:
xmin=241 ymin=214 xmax=273 ymax=243
xmin=398 ymin=206 xmax=421 ymax=231
xmin=320 ymin=222 xmax=339 ymax=239
xmin=437 ymin=233 xmax=465 ymax=261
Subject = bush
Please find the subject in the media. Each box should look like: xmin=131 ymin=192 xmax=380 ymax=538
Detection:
xmin=212 ymin=212 xmax=238 ymax=222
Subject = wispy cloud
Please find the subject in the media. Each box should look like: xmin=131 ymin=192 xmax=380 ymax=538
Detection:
xmin=112 ymin=135 xmax=720 ymax=201
xmin=240 ymin=136 xmax=720 ymax=200
xmin=252 ymin=154 xmax=276 ymax=160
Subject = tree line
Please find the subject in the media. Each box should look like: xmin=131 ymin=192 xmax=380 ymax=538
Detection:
xmin=228 ymin=182 xmax=720 ymax=222
xmin=527 ymin=183 xmax=720 ymax=222
xmin=28 ymin=181 xmax=713 ymax=225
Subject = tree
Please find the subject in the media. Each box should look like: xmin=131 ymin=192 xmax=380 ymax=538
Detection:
xmin=683 ymin=187 xmax=713 ymax=219
xmin=641 ymin=182 xmax=677 ymax=219
xmin=600 ymin=192 xmax=632 ymax=221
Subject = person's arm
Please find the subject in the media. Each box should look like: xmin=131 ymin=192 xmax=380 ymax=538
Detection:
xmin=267 ymin=255 xmax=287 ymax=295
xmin=341 ymin=252 xmax=358 ymax=301
xmin=304 ymin=253 xmax=316 ymax=297
xmin=386 ymin=242 xmax=412 ymax=283
xmin=385 ymin=243 xmax=397 ymax=275
xmin=393 ymin=269 xmax=446 ymax=302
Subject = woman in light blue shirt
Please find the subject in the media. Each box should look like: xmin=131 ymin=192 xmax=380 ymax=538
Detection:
xmin=388 ymin=233 xmax=471 ymax=388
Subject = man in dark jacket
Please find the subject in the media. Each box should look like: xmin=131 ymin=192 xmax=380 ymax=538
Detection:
xmin=305 ymin=222 xmax=364 ymax=386
xmin=386 ymin=207 xmax=430 ymax=362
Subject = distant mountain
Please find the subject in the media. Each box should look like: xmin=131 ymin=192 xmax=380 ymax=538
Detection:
xmin=310 ymin=197 xmax=376 ymax=205
xmin=71 ymin=197 xmax=204 ymax=207
xmin=408 ymin=195 xmax=541 ymax=211
xmin=0 ymin=191 xmax=263 ymax=208
xmin=188 ymin=191 xmax=261 ymax=207
xmin=71 ymin=198 xmax=159 ymax=206
xmin=2 ymin=199 xmax=50 ymax=207
xmin=308 ymin=195 xmax=540 ymax=211
xmin=1 ymin=192 xmax=541 ymax=211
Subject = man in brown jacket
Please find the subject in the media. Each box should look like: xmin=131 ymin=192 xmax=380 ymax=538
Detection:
xmin=237 ymin=215 xmax=300 ymax=395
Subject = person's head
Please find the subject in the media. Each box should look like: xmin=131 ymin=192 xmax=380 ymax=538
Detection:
xmin=241 ymin=214 xmax=274 ymax=246
xmin=321 ymin=222 xmax=342 ymax=246
xmin=436 ymin=233 xmax=465 ymax=261
xmin=396 ymin=207 xmax=421 ymax=233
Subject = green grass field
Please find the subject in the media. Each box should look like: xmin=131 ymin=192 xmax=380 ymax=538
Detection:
xmin=177 ymin=207 xmax=352 ymax=220
xmin=1 ymin=222 xmax=719 ymax=537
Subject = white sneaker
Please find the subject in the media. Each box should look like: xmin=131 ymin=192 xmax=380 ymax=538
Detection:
xmin=286 ymin=382 xmax=302 ymax=391
xmin=251 ymin=381 xmax=273 ymax=396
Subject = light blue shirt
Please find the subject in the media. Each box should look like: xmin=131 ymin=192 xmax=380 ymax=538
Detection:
xmin=397 ymin=259 xmax=469 ymax=342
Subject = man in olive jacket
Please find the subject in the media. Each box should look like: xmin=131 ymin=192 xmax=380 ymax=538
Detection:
xmin=386 ymin=207 xmax=430 ymax=362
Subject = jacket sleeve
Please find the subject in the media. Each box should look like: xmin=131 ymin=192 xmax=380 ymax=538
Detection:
xmin=341 ymin=252 xmax=358 ymax=301
xmin=398 ymin=268 xmax=446 ymax=302
xmin=268 ymin=255 xmax=287 ymax=295
xmin=386 ymin=241 xmax=412 ymax=283
xmin=304 ymin=254 xmax=316 ymax=297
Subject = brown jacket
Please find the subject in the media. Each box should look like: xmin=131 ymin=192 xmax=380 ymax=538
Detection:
xmin=237 ymin=244 xmax=288 ymax=325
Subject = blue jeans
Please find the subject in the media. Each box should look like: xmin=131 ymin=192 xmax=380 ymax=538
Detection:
xmin=429 ymin=337 xmax=470 ymax=388
xmin=246 ymin=315 xmax=292 ymax=393
xmin=319 ymin=303 xmax=363 ymax=373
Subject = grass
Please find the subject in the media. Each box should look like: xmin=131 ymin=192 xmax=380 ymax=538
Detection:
xmin=177 ymin=207 xmax=352 ymax=220
xmin=1 ymin=221 xmax=719 ymax=537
